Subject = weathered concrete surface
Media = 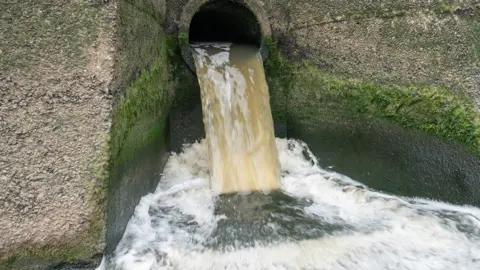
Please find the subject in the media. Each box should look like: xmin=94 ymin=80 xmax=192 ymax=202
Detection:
xmin=280 ymin=7 xmax=480 ymax=110
xmin=1 ymin=0 xmax=173 ymax=267
xmin=105 ymin=0 xmax=171 ymax=257
xmin=168 ymin=0 xmax=480 ymax=147
xmin=288 ymin=112 xmax=480 ymax=207
xmin=168 ymin=0 xmax=480 ymax=109
xmin=0 ymin=0 xmax=116 ymax=266
xmin=111 ymin=0 xmax=167 ymax=98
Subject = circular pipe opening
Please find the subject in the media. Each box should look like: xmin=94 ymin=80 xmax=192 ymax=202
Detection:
xmin=189 ymin=1 xmax=262 ymax=47
xmin=179 ymin=0 xmax=271 ymax=72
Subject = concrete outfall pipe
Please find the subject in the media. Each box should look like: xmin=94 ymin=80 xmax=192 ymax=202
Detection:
xmin=178 ymin=0 xmax=271 ymax=72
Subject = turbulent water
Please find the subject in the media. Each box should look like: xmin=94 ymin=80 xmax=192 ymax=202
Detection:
xmin=191 ymin=43 xmax=280 ymax=194
xmin=101 ymin=138 xmax=480 ymax=270
xmin=97 ymin=43 xmax=480 ymax=270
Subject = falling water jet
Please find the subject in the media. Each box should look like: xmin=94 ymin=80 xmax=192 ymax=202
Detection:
xmin=192 ymin=43 xmax=280 ymax=194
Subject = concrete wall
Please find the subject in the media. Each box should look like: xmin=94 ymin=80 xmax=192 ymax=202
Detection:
xmin=1 ymin=0 xmax=175 ymax=267
xmin=169 ymin=0 xmax=480 ymax=104
xmin=268 ymin=0 xmax=480 ymax=108
xmin=168 ymin=0 xmax=480 ymax=144
xmin=1 ymin=1 xmax=115 ymax=268
xmin=105 ymin=0 xmax=171 ymax=257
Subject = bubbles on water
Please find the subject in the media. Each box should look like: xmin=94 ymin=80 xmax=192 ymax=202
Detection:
xmin=104 ymin=138 xmax=480 ymax=270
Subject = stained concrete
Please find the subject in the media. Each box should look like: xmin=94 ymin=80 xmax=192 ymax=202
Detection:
xmin=169 ymin=0 xmax=480 ymax=109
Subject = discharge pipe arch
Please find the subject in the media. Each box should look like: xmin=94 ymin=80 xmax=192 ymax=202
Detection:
xmin=178 ymin=0 xmax=271 ymax=72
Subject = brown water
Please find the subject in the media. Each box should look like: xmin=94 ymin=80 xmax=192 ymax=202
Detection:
xmin=191 ymin=43 xmax=280 ymax=194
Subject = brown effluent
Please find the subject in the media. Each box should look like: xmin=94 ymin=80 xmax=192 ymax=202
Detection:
xmin=192 ymin=43 xmax=280 ymax=194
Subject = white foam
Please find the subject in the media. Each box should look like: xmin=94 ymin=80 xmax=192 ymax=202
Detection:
xmin=105 ymin=138 xmax=480 ymax=270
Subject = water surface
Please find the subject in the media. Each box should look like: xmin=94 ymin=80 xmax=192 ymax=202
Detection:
xmin=102 ymin=138 xmax=480 ymax=270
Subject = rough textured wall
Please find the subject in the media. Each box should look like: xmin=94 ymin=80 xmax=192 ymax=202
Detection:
xmin=0 ymin=0 xmax=116 ymax=267
xmin=265 ymin=0 xmax=480 ymax=109
xmin=111 ymin=0 xmax=167 ymax=98
xmin=167 ymin=0 xmax=480 ymax=107
xmin=105 ymin=0 xmax=172 ymax=256
xmin=260 ymin=0 xmax=480 ymax=153
xmin=166 ymin=0 xmax=480 ymax=138
xmin=259 ymin=0 xmax=480 ymax=205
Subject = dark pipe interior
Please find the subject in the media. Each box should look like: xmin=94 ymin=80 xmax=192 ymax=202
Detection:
xmin=189 ymin=0 xmax=262 ymax=46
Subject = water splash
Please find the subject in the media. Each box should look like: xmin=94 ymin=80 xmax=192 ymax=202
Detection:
xmin=98 ymin=43 xmax=480 ymax=270
xmin=103 ymin=138 xmax=480 ymax=270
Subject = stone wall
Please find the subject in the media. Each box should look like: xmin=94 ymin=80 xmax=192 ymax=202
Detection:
xmin=0 ymin=0 xmax=116 ymax=268
xmin=261 ymin=0 xmax=480 ymax=154
xmin=0 ymin=0 xmax=173 ymax=267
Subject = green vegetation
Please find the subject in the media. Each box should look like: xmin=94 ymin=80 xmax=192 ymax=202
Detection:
xmin=178 ymin=32 xmax=190 ymax=53
xmin=109 ymin=49 xmax=172 ymax=169
xmin=472 ymin=21 xmax=480 ymax=61
xmin=0 ymin=217 xmax=105 ymax=268
xmin=109 ymin=35 xmax=200 ymax=170
xmin=264 ymin=39 xmax=480 ymax=154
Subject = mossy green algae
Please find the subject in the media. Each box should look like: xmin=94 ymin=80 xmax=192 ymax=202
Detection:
xmin=109 ymin=51 xmax=172 ymax=170
xmin=264 ymin=40 xmax=480 ymax=155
